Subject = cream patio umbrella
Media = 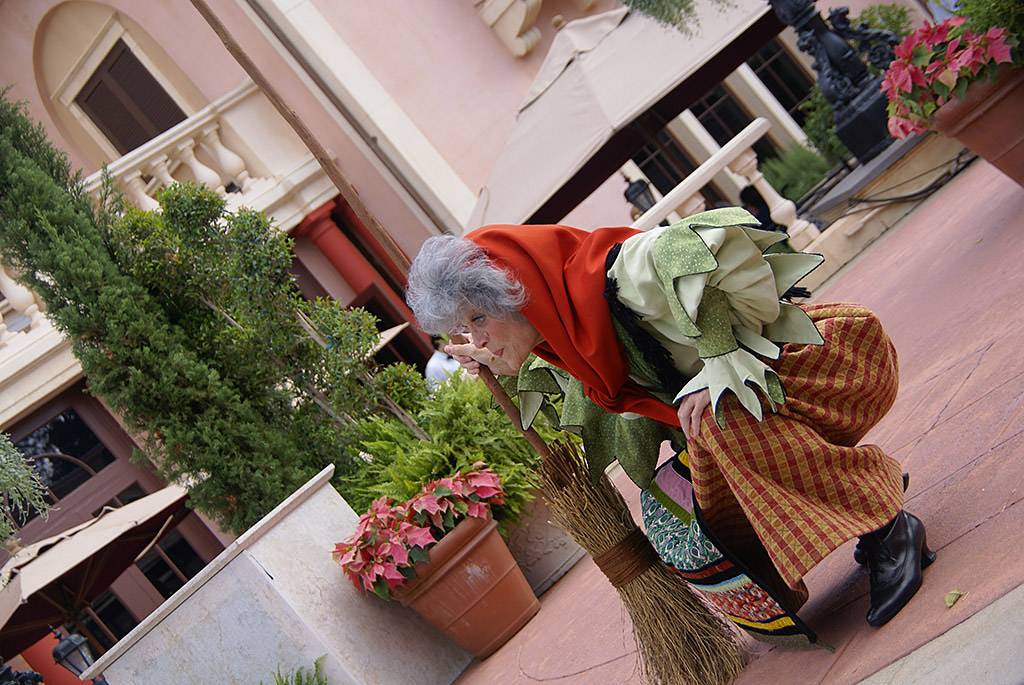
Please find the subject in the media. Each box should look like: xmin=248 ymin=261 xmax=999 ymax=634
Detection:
xmin=0 ymin=485 xmax=189 ymax=658
xmin=467 ymin=3 xmax=780 ymax=226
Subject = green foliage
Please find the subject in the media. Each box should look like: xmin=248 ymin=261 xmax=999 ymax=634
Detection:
xmin=265 ymin=656 xmax=328 ymax=685
xmin=622 ymin=0 xmax=733 ymax=35
xmin=957 ymin=0 xmax=1024 ymax=53
xmin=855 ymin=4 xmax=913 ymax=40
xmin=0 ymin=94 xmax=410 ymax=533
xmin=799 ymin=85 xmax=851 ymax=166
xmin=761 ymin=145 xmax=830 ymax=202
xmin=340 ymin=375 xmax=558 ymax=534
xmin=0 ymin=433 xmax=48 ymax=547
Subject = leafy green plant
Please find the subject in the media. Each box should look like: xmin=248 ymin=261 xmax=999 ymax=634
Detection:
xmin=761 ymin=145 xmax=831 ymax=202
xmin=265 ymin=656 xmax=328 ymax=685
xmin=0 ymin=433 xmax=48 ymax=550
xmin=622 ymin=0 xmax=734 ymax=35
xmin=957 ymin=0 xmax=1024 ymax=48
xmin=799 ymin=85 xmax=851 ymax=166
xmin=855 ymin=3 xmax=913 ymax=40
xmin=340 ymin=375 xmax=559 ymax=533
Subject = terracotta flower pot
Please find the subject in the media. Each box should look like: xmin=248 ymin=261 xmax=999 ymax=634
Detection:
xmin=396 ymin=513 xmax=540 ymax=658
xmin=933 ymin=66 xmax=1024 ymax=187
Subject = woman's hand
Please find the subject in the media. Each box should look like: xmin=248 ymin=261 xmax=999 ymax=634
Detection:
xmin=444 ymin=341 xmax=521 ymax=376
xmin=677 ymin=389 xmax=712 ymax=442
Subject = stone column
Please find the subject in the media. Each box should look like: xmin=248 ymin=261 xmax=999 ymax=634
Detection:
xmin=728 ymin=148 xmax=821 ymax=250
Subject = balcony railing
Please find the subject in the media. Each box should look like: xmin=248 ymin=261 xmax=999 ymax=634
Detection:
xmin=84 ymin=81 xmax=270 ymax=211
xmin=0 ymin=263 xmax=44 ymax=350
xmin=630 ymin=117 xmax=821 ymax=251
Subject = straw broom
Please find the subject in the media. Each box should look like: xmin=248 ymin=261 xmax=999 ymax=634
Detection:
xmin=540 ymin=440 xmax=743 ymax=685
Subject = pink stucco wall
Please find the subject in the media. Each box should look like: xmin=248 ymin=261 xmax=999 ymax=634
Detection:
xmin=0 ymin=0 xmax=245 ymax=173
xmin=312 ymin=0 xmax=621 ymax=194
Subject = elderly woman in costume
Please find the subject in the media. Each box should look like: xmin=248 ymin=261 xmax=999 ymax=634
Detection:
xmin=406 ymin=208 xmax=932 ymax=644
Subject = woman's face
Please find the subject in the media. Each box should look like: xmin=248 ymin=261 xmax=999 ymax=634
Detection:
xmin=455 ymin=310 xmax=543 ymax=370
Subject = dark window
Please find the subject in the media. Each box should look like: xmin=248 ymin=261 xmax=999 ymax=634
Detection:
xmin=136 ymin=527 xmax=205 ymax=600
xmin=289 ymin=258 xmax=330 ymax=301
xmin=690 ymin=85 xmax=779 ymax=163
xmin=632 ymin=129 xmax=727 ymax=207
xmin=747 ymin=40 xmax=815 ymax=126
xmin=92 ymin=483 xmax=149 ymax=517
xmin=352 ymin=284 xmax=427 ymax=371
xmin=76 ymin=591 xmax=138 ymax=652
xmin=75 ymin=39 xmax=187 ymax=155
xmin=14 ymin=409 xmax=116 ymax=523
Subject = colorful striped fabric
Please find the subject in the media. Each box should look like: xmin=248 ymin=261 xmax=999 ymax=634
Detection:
xmin=642 ymin=456 xmax=818 ymax=647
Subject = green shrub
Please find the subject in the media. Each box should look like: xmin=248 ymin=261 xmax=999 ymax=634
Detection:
xmin=340 ymin=374 xmax=563 ymax=534
xmin=761 ymin=145 xmax=830 ymax=202
xmin=265 ymin=657 xmax=327 ymax=685
xmin=855 ymin=3 xmax=913 ymax=39
xmin=799 ymin=85 xmax=850 ymax=166
xmin=0 ymin=433 xmax=48 ymax=547
xmin=957 ymin=0 xmax=1024 ymax=53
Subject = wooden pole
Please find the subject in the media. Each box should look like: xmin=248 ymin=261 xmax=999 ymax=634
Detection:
xmin=188 ymin=0 xmax=411 ymax=273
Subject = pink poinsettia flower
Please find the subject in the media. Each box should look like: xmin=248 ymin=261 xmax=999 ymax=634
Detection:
xmin=412 ymin=494 xmax=444 ymax=515
xmin=986 ymin=36 xmax=1013 ymax=64
xmin=886 ymin=61 xmax=914 ymax=94
xmin=935 ymin=68 xmax=958 ymax=90
xmin=466 ymin=500 xmax=490 ymax=519
xmin=888 ymin=116 xmax=924 ymax=139
xmin=402 ymin=522 xmax=437 ymax=548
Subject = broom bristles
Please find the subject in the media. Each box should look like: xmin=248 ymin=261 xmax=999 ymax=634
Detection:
xmin=541 ymin=442 xmax=743 ymax=685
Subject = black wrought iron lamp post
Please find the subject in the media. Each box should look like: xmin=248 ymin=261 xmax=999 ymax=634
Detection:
xmin=768 ymin=0 xmax=899 ymax=163
xmin=51 ymin=629 xmax=109 ymax=685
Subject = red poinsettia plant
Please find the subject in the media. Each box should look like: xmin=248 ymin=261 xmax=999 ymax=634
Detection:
xmin=332 ymin=465 xmax=504 ymax=600
xmin=882 ymin=16 xmax=1018 ymax=138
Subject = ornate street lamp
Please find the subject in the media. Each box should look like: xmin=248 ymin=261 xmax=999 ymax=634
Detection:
xmin=51 ymin=629 xmax=109 ymax=685
xmin=768 ymin=0 xmax=899 ymax=163
xmin=623 ymin=175 xmax=657 ymax=215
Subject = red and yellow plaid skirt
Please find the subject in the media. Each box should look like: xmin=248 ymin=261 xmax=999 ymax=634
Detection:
xmin=689 ymin=303 xmax=905 ymax=597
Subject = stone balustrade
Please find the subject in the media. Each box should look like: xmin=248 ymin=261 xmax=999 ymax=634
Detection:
xmin=83 ymin=82 xmax=267 ymax=212
xmin=630 ymin=117 xmax=821 ymax=250
xmin=0 ymin=263 xmax=44 ymax=350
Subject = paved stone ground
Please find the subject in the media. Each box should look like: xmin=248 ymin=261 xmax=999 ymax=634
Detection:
xmin=457 ymin=160 xmax=1024 ymax=685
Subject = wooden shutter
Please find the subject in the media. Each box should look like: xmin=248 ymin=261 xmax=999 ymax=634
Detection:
xmin=75 ymin=39 xmax=187 ymax=155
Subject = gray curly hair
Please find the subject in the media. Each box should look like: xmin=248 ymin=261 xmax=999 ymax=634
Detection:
xmin=406 ymin=235 xmax=527 ymax=334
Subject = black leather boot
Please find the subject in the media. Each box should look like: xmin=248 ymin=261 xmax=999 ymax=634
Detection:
xmin=854 ymin=472 xmax=911 ymax=565
xmin=861 ymin=511 xmax=936 ymax=627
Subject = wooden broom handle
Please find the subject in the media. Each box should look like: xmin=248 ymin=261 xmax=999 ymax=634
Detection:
xmin=449 ymin=335 xmax=553 ymax=460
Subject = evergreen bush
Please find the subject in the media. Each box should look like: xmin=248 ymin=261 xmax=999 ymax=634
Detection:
xmin=0 ymin=94 xmax=407 ymax=533
xmin=761 ymin=145 xmax=831 ymax=202
xmin=0 ymin=433 xmax=48 ymax=548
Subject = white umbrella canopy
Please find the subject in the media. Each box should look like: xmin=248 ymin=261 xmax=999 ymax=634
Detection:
xmin=0 ymin=485 xmax=189 ymax=657
xmin=468 ymin=3 xmax=780 ymax=227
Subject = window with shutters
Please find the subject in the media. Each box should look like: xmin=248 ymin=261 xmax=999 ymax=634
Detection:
xmin=74 ymin=38 xmax=187 ymax=155
xmin=690 ymin=85 xmax=780 ymax=162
